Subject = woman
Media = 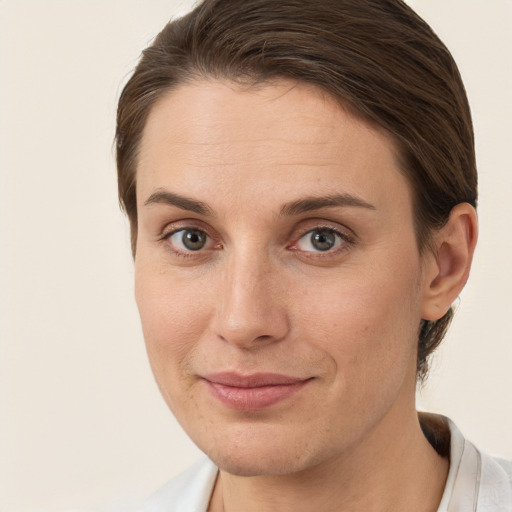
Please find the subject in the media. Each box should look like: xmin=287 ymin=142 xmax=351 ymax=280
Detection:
xmin=115 ymin=0 xmax=512 ymax=510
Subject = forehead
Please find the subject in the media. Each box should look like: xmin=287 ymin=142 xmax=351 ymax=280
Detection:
xmin=137 ymin=79 xmax=412 ymax=216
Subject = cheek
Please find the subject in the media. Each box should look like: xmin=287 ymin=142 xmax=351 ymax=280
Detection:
xmin=134 ymin=265 xmax=212 ymax=402
xmin=294 ymin=260 xmax=422 ymax=391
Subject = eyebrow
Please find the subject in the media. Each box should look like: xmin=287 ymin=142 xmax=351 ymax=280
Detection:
xmin=143 ymin=190 xmax=376 ymax=217
xmin=280 ymin=194 xmax=376 ymax=216
xmin=143 ymin=190 xmax=212 ymax=215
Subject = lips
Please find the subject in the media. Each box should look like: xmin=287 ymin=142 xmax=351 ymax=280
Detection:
xmin=202 ymin=372 xmax=311 ymax=411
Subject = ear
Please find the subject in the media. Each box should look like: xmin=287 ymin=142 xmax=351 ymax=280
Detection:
xmin=421 ymin=203 xmax=478 ymax=321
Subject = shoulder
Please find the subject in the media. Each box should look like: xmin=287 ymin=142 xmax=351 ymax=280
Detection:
xmin=478 ymin=451 xmax=512 ymax=511
xmin=441 ymin=416 xmax=512 ymax=512
xmin=137 ymin=457 xmax=218 ymax=512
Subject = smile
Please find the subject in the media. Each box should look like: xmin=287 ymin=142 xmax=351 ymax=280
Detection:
xmin=202 ymin=372 xmax=312 ymax=411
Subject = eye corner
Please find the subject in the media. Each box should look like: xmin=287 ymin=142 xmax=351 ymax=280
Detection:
xmin=297 ymin=228 xmax=346 ymax=252
xmin=287 ymin=224 xmax=356 ymax=260
xmin=158 ymin=224 xmax=222 ymax=260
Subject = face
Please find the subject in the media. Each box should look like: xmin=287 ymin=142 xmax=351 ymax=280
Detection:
xmin=135 ymin=80 xmax=427 ymax=477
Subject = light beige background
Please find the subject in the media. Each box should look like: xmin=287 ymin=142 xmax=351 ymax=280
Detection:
xmin=0 ymin=1 xmax=510 ymax=511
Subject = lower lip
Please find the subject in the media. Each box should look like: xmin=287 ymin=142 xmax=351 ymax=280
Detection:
xmin=205 ymin=380 xmax=309 ymax=411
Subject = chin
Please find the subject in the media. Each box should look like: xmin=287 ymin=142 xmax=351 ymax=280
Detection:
xmin=192 ymin=421 xmax=330 ymax=478
xmin=209 ymin=448 xmax=310 ymax=477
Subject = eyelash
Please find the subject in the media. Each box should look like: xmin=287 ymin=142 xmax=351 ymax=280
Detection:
xmin=288 ymin=226 xmax=353 ymax=256
xmin=160 ymin=223 xmax=354 ymax=260
xmin=160 ymin=225 xmax=221 ymax=259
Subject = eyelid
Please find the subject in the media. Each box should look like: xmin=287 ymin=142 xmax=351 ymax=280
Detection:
xmin=298 ymin=229 xmax=344 ymax=251
xmin=168 ymin=228 xmax=214 ymax=249
xmin=287 ymin=221 xmax=356 ymax=255
xmin=160 ymin=221 xmax=222 ymax=257
xmin=292 ymin=219 xmax=355 ymax=241
xmin=159 ymin=216 xmax=219 ymax=241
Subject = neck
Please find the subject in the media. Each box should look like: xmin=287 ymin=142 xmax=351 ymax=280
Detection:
xmin=208 ymin=406 xmax=449 ymax=512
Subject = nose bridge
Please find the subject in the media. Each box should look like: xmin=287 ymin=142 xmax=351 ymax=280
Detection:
xmin=213 ymin=244 xmax=288 ymax=348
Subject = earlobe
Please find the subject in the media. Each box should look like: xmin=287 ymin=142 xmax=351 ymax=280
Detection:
xmin=421 ymin=203 xmax=478 ymax=321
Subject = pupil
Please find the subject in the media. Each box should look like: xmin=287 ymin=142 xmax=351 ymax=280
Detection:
xmin=182 ymin=230 xmax=206 ymax=250
xmin=311 ymin=230 xmax=335 ymax=251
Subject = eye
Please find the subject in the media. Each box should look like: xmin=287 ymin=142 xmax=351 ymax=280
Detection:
xmin=166 ymin=228 xmax=213 ymax=252
xmin=295 ymin=228 xmax=346 ymax=252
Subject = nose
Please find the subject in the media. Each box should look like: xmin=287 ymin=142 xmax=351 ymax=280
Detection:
xmin=211 ymin=250 xmax=290 ymax=349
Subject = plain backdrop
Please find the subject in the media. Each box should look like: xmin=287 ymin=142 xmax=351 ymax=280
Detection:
xmin=0 ymin=1 xmax=511 ymax=511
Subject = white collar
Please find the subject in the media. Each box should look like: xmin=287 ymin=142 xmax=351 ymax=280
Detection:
xmin=435 ymin=416 xmax=512 ymax=512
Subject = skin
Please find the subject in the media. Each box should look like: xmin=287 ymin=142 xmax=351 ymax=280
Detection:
xmin=134 ymin=80 xmax=477 ymax=511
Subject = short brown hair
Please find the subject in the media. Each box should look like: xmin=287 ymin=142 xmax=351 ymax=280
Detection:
xmin=116 ymin=0 xmax=477 ymax=380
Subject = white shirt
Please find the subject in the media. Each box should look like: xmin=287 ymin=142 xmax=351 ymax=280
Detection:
xmin=138 ymin=417 xmax=512 ymax=512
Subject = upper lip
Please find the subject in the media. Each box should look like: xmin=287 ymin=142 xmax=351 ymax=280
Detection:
xmin=203 ymin=372 xmax=310 ymax=388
